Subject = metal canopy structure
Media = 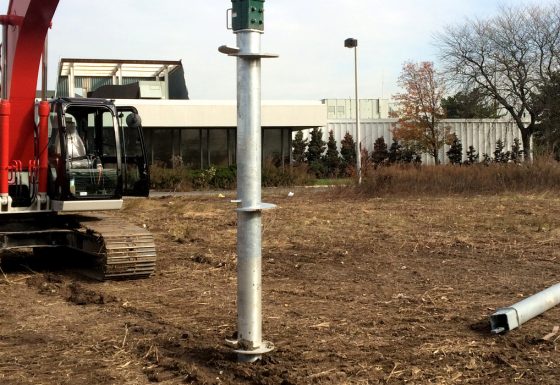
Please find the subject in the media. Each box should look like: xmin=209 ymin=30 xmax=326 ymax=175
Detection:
xmin=57 ymin=58 xmax=186 ymax=99
xmin=58 ymin=58 xmax=181 ymax=79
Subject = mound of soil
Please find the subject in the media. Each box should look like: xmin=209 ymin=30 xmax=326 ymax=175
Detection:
xmin=66 ymin=282 xmax=116 ymax=305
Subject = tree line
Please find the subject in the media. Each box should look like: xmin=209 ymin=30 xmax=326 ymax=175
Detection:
xmin=391 ymin=2 xmax=560 ymax=163
xmin=292 ymin=128 xmax=526 ymax=179
xmin=292 ymin=128 xmax=424 ymax=179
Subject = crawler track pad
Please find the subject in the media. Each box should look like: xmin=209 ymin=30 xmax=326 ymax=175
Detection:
xmin=75 ymin=216 xmax=156 ymax=280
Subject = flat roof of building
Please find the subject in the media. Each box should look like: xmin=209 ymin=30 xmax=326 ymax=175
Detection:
xmin=58 ymin=58 xmax=182 ymax=78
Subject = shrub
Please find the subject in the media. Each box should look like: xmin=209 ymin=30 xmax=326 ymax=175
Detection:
xmin=465 ymin=145 xmax=479 ymax=165
xmin=446 ymin=134 xmax=463 ymax=165
xmin=371 ymin=137 xmax=389 ymax=166
xmin=149 ymin=165 xmax=192 ymax=191
xmin=262 ymin=162 xmax=311 ymax=187
xmin=494 ymin=139 xmax=510 ymax=163
xmin=212 ymin=165 xmax=236 ymax=189
xmin=388 ymin=139 xmax=402 ymax=164
xmin=308 ymin=160 xmax=326 ymax=179
xmin=386 ymin=139 xmax=420 ymax=164
xmin=510 ymin=138 xmax=524 ymax=163
xmin=191 ymin=166 xmax=217 ymax=190
xmin=149 ymin=165 xmax=232 ymax=191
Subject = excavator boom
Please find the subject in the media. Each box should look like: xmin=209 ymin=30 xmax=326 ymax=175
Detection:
xmin=2 ymin=0 xmax=58 ymax=165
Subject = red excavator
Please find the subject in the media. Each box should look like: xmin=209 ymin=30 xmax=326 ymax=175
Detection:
xmin=0 ymin=0 xmax=156 ymax=279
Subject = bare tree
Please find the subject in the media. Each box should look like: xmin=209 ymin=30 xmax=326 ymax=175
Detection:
xmin=436 ymin=3 xmax=560 ymax=159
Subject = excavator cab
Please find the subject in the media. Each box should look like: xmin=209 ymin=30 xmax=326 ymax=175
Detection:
xmin=47 ymin=98 xmax=149 ymax=207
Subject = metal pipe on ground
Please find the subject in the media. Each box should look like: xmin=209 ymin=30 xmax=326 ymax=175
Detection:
xmin=490 ymin=283 xmax=560 ymax=334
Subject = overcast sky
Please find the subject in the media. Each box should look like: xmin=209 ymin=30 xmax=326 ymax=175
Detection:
xmin=1 ymin=0 xmax=557 ymax=100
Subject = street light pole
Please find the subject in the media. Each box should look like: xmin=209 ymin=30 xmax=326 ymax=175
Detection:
xmin=345 ymin=38 xmax=361 ymax=184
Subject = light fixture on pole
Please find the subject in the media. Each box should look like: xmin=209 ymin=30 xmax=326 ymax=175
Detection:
xmin=344 ymin=37 xmax=361 ymax=184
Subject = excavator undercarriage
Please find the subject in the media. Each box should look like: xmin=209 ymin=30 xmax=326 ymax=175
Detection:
xmin=0 ymin=213 xmax=156 ymax=279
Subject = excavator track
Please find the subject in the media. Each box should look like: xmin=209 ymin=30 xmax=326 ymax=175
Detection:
xmin=75 ymin=215 xmax=156 ymax=280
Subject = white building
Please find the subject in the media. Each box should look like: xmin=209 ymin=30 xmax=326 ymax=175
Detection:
xmin=323 ymin=98 xmax=394 ymax=120
xmin=56 ymin=62 xmax=526 ymax=167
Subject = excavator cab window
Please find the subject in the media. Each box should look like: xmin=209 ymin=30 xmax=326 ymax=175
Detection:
xmin=116 ymin=106 xmax=150 ymax=197
xmin=51 ymin=104 xmax=121 ymax=200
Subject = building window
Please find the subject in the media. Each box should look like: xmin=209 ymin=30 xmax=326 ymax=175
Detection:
xmin=145 ymin=126 xmax=289 ymax=170
xmin=181 ymin=129 xmax=201 ymax=169
xmin=201 ymin=129 xmax=209 ymax=168
xmin=171 ymin=129 xmax=180 ymax=163
xmin=150 ymin=128 xmax=174 ymax=166
xmin=208 ymin=129 xmax=228 ymax=166
xmin=263 ymin=129 xmax=282 ymax=166
xmin=228 ymin=128 xmax=236 ymax=165
xmin=282 ymin=128 xmax=291 ymax=167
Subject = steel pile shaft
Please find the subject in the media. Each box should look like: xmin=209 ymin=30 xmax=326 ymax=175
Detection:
xmin=236 ymin=30 xmax=264 ymax=362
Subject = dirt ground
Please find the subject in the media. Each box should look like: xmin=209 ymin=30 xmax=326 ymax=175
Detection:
xmin=2 ymin=188 xmax=560 ymax=384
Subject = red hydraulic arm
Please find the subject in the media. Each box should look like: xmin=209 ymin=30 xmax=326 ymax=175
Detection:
xmin=0 ymin=0 xmax=59 ymax=199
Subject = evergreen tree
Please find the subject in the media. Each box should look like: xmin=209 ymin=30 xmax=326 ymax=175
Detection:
xmin=371 ymin=137 xmax=389 ymax=166
xmin=292 ymin=130 xmax=308 ymax=164
xmin=441 ymin=88 xmax=499 ymax=119
xmin=388 ymin=139 xmax=402 ymax=164
xmin=323 ymin=130 xmax=341 ymax=177
xmin=387 ymin=139 xmax=419 ymax=164
xmin=305 ymin=128 xmax=326 ymax=178
xmin=305 ymin=128 xmax=326 ymax=163
xmin=400 ymin=146 xmax=418 ymax=163
xmin=340 ymin=132 xmax=356 ymax=171
xmin=493 ymin=139 xmax=510 ymax=163
xmin=510 ymin=138 xmax=523 ymax=163
xmin=465 ymin=145 xmax=479 ymax=165
xmin=446 ymin=134 xmax=463 ymax=165
xmin=534 ymin=72 xmax=560 ymax=159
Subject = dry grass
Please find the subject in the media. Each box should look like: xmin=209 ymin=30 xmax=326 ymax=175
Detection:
xmin=357 ymin=158 xmax=560 ymax=196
